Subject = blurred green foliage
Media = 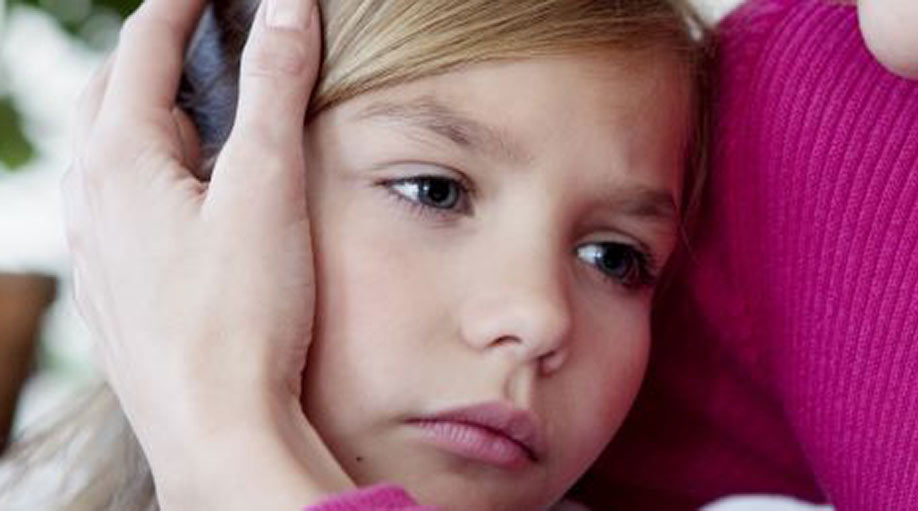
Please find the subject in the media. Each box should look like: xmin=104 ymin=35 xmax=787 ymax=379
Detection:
xmin=10 ymin=0 xmax=140 ymax=45
xmin=1 ymin=0 xmax=141 ymax=172
xmin=0 ymin=96 xmax=35 ymax=170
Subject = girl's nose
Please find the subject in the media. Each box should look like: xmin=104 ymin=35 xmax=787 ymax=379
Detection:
xmin=457 ymin=242 xmax=573 ymax=375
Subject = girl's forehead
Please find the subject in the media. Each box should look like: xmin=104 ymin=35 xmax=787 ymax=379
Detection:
xmin=339 ymin=53 xmax=690 ymax=146
xmin=344 ymin=50 xmax=689 ymax=112
xmin=328 ymin=52 xmax=690 ymax=195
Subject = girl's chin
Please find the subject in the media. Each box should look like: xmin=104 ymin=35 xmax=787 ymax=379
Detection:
xmin=347 ymin=464 xmax=552 ymax=511
xmin=327 ymin=427 xmax=561 ymax=510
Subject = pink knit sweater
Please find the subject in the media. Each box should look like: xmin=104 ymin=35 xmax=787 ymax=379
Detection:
xmin=303 ymin=485 xmax=432 ymax=511
xmin=308 ymin=0 xmax=918 ymax=509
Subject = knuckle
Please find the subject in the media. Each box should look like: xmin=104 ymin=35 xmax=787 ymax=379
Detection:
xmin=119 ymin=12 xmax=147 ymax=41
xmin=76 ymin=83 xmax=95 ymax=112
xmin=71 ymin=269 xmax=88 ymax=309
xmin=226 ymin=114 xmax=289 ymax=159
xmin=60 ymin=175 xmax=86 ymax=251
xmin=72 ymin=277 xmax=98 ymax=335
xmin=227 ymin=127 xmax=274 ymax=153
xmin=60 ymin=167 xmax=77 ymax=195
xmin=77 ymin=147 xmax=110 ymax=190
xmin=63 ymin=225 xmax=84 ymax=254
xmin=60 ymin=171 xmax=79 ymax=209
xmin=242 ymin=32 xmax=309 ymax=79
xmin=75 ymin=74 xmax=105 ymax=119
xmin=120 ymin=11 xmax=140 ymax=31
xmin=255 ymin=153 xmax=294 ymax=180
xmin=224 ymin=133 xmax=291 ymax=171
xmin=120 ymin=11 xmax=181 ymax=49
xmin=91 ymin=54 xmax=113 ymax=84
xmin=78 ymin=124 xmax=158 ymax=189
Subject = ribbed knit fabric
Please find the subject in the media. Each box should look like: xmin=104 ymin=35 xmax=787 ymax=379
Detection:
xmin=573 ymin=0 xmax=918 ymax=510
xmin=304 ymin=484 xmax=433 ymax=511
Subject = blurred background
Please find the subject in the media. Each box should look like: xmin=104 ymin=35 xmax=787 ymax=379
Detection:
xmin=0 ymin=0 xmax=141 ymax=453
xmin=1 ymin=1 xmax=829 ymax=509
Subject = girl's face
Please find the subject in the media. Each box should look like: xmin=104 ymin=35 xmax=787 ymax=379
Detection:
xmin=302 ymin=50 xmax=691 ymax=511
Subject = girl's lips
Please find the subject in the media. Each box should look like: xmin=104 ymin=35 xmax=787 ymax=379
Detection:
xmin=409 ymin=419 xmax=532 ymax=469
xmin=407 ymin=401 xmax=545 ymax=470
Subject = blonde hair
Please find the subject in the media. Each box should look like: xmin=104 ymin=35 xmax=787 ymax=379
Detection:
xmin=0 ymin=1 xmax=707 ymax=509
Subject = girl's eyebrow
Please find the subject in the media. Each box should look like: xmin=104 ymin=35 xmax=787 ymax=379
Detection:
xmin=601 ymin=185 xmax=679 ymax=224
xmin=354 ymin=96 xmax=531 ymax=164
xmin=354 ymin=97 xmax=678 ymax=224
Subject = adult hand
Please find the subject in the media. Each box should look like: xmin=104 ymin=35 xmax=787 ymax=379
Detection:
xmin=856 ymin=0 xmax=918 ymax=78
xmin=61 ymin=0 xmax=352 ymax=508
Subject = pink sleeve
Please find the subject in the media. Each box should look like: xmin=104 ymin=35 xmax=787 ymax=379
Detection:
xmin=304 ymin=484 xmax=436 ymax=511
xmin=574 ymin=0 xmax=918 ymax=509
xmin=707 ymin=1 xmax=918 ymax=508
xmin=711 ymin=1 xmax=918 ymax=508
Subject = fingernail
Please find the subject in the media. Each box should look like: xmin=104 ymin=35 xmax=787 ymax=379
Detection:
xmin=266 ymin=0 xmax=314 ymax=30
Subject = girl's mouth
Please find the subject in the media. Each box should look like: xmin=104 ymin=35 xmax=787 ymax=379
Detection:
xmin=406 ymin=401 xmax=544 ymax=470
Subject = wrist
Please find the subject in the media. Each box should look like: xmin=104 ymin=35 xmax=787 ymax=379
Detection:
xmin=151 ymin=395 xmax=354 ymax=511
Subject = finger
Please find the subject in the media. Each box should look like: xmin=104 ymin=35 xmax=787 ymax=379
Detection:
xmin=235 ymin=0 xmax=321 ymax=139
xmin=102 ymin=0 xmax=207 ymax=121
xmin=858 ymin=0 xmax=918 ymax=78
xmin=173 ymin=106 xmax=204 ymax=175
xmin=209 ymin=0 xmax=321 ymax=200
xmin=60 ymin=166 xmax=85 ymax=252
xmin=71 ymin=266 xmax=111 ymax=381
xmin=61 ymin=167 xmax=101 ymax=330
xmin=73 ymin=53 xmax=115 ymax=152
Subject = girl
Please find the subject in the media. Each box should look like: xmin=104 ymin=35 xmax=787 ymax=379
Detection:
xmin=1 ymin=0 xmax=707 ymax=510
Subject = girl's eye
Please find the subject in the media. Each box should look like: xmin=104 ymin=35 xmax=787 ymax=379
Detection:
xmin=576 ymin=242 xmax=657 ymax=290
xmin=388 ymin=176 xmax=469 ymax=213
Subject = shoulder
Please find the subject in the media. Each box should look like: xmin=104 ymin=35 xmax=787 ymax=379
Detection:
xmin=717 ymin=0 xmax=857 ymax=78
